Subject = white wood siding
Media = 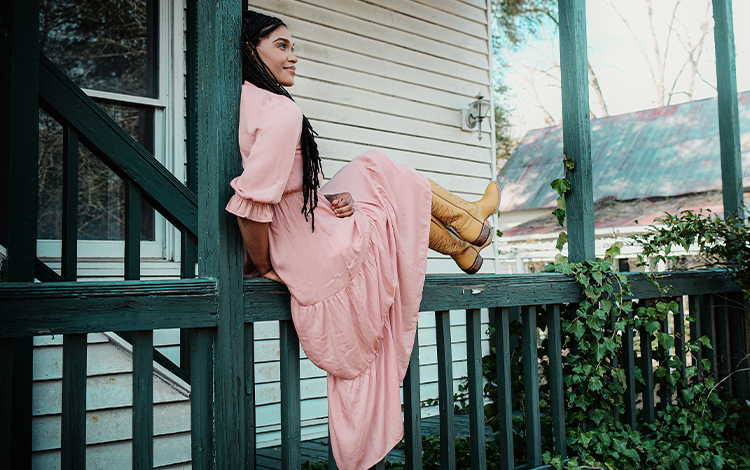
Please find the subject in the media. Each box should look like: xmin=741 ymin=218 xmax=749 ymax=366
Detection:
xmin=250 ymin=0 xmax=498 ymax=275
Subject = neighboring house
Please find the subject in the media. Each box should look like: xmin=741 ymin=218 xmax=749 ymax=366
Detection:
xmin=27 ymin=0 xmax=499 ymax=462
xmin=496 ymin=91 xmax=750 ymax=273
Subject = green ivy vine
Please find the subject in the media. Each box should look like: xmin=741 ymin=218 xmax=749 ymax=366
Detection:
xmin=303 ymin=175 xmax=750 ymax=470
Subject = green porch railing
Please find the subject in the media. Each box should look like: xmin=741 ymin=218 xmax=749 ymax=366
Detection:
xmin=1 ymin=270 xmax=748 ymax=469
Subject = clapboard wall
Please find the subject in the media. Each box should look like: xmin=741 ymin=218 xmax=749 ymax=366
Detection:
xmin=249 ymin=0 xmax=497 ymax=447
xmin=250 ymin=0 xmax=498 ymax=274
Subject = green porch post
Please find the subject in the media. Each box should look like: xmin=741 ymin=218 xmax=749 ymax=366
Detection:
xmin=558 ymin=0 xmax=595 ymax=262
xmin=713 ymin=0 xmax=749 ymax=403
xmin=712 ymin=0 xmax=743 ymax=218
xmin=196 ymin=1 xmax=245 ymax=468
xmin=0 ymin=0 xmax=40 ymax=468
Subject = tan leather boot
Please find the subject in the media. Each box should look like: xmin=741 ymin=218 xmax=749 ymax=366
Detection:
xmin=430 ymin=180 xmax=500 ymax=247
xmin=429 ymin=216 xmax=490 ymax=274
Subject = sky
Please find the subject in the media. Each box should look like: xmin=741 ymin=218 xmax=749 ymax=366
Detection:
xmin=501 ymin=0 xmax=750 ymax=142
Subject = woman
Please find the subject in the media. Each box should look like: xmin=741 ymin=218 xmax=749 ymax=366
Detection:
xmin=226 ymin=11 xmax=500 ymax=469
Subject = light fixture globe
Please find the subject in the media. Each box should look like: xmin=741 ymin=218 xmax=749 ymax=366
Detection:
xmin=462 ymin=94 xmax=492 ymax=140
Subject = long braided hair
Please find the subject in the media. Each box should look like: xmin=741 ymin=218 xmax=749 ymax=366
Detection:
xmin=241 ymin=10 xmax=323 ymax=231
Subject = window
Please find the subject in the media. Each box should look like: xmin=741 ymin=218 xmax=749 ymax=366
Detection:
xmin=37 ymin=0 xmax=184 ymax=263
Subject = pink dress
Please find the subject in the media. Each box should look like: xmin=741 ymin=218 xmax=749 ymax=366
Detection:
xmin=226 ymin=82 xmax=431 ymax=470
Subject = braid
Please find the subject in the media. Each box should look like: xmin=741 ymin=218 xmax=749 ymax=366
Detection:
xmin=241 ymin=10 xmax=323 ymax=231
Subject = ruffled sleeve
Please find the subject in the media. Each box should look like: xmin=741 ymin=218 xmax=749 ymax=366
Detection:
xmin=226 ymin=89 xmax=303 ymax=222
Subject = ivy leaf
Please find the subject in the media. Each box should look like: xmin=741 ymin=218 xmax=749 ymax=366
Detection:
xmin=617 ymin=368 xmax=627 ymax=387
xmin=570 ymin=319 xmax=585 ymax=341
xmin=564 ymin=157 xmax=575 ymax=170
xmin=623 ymin=448 xmax=640 ymax=463
xmin=550 ymin=177 xmax=571 ymax=196
xmin=556 ymin=195 xmax=567 ymax=210
xmin=555 ymin=231 xmax=568 ymax=251
xmin=592 ymin=343 xmax=606 ymax=362
xmin=605 ymin=242 xmax=623 ymax=260
xmin=589 ymin=408 xmax=607 ymax=424
xmin=579 ymin=432 xmax=593 ymax=448
xmin=646 ymin=320 xmax=660 ymax=335
xmin=698 ymin=335 xmax=713 ymax=349
xmin=553 ymin=208 xmax=566 ymax=227
xmin=591 ymin=270 xmax=603 ymax=285
xmin=603 ymin=337 xmax=616 ymax=352
xmin=656 ymin=332 xmax=675 ymax=351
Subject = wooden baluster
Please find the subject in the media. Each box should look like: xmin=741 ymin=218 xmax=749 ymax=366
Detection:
xmin=729 ymin=292 xmax=749 ymax=402
xmin=244 ymin=323 xmax=256 ymax=469
xmin=701 ymin=295 xmax=717 ymax=379
xmin=328 ymin=427 xmax=338 ymax=470
xmin=610 ymin=310 xmax=621 ymax=422
xmin=180 ymin=232 xmax=197 ymax=380
xmin=435 ymin=310 xmax=455 ymax=470
xmin=190 ymin=328 xmax=215 ymax=470
xmin=622 ymin=308 xmax=637 ymax=429
xmin=403 ymin=333 xmax=422 ymax=470
xmin=659 ymin=311 xmax=671 ymax=409
xmin=689 ymin=296 xmax=704 ymax=382
xmin=466 ymin=309 xmax=486 ymax=470
xmin=674 ymin=299 xmax=687 ymax=386
xmin=125 ymin=180 xmax=141 ymax=281
xmin=61 ymin=334 xmax=87 ymax=470
xmin=547 ymin=304 xmax=566 ymax=459
xmin=62 ymin=126 xmax=79 ymax=281
xmin=716 ymin=296 xmax=732 ymax=395
xmin=639 ymin=323 xmax=655 ymax=425
xmin=132 ymin=330 xmax=154 ymax=469
xmin=280 ymin=320 xmax=301 ymax=470
xmin=522 ymin=306 xmax=542 ymax=467
xmin=125 ymin=178 xmax=153 ymax=469
xmin=493 ymin=307 xmax=514 ymax=470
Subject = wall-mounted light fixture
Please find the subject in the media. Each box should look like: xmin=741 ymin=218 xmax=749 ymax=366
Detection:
xmin=460 ymin=94 xmax=492 ymax=140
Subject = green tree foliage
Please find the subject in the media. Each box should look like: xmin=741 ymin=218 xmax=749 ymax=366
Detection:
xmin=490 ymin=0 xmax=558 ymax=165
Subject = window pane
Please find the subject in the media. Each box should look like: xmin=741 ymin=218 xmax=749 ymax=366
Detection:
xmin=39 ymin=0 xmax=158 ymax=97
xmin=37 ymin=106 xmax=156 ymax=242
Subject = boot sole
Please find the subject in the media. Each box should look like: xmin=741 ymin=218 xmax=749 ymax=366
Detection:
xmin=461 ymin=253 xmax=483 ymax=275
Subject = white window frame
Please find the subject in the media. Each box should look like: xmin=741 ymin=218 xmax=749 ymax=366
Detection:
xmin=37 ymin=0 xmax=186 ymax=264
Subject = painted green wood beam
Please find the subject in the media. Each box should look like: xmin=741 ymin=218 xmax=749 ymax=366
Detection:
xmin=242 ymin=271 xmax=741 ymax=320
xmin=403 ymin=334 xmax=422 ymax=470
xmin=466 ymin=309 xmax=486 ymax=470
xmin=558 ymin=0 xmax=595 ymax=262
xmin=38 ymin=55 xmax=199 ymax=237
xmin=195 ymin=0 xmax=245 ymax=467
xmin=712 ymin=0 xmax=743 ymax=218
xmin=61 ymin=334 xmax=87 ymax=469
xmin=132 ymin=330 xmax=154 ymax=469
xmin=0 ymin=0 xmax=40 ymax=466
xmin=125 ymin=181 xmax=141 ymax=281
xmin=0 ymin=279 xmax=218 ymax=337
xmin=493 ymin=307 xmax=515 ymax=470
xmin=62 ymin=126 xmax=79 ymax=281
xmin=190 ymin=328 xmax=215 ymax=470
xmin=547 ymin=304 xmax=567 ymax=459
xmin=244 ymin=323 xmax=256 ymax=469
xmin=435 ymin=310 xmax=456 ymax=470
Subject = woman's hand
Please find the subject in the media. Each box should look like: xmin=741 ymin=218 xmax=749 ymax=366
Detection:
xmin=262 ymin=269 xmax=285 ymax=284
xmin=325 ymin=192 xmax=355 ymax=218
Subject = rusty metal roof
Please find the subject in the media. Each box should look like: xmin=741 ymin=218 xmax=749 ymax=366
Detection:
xmin=498 ymin=91 xmax=750 ymax=212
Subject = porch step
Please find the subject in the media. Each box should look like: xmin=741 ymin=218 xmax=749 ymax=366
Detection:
xmin=31 ymin=333 xmax=192 ymax=469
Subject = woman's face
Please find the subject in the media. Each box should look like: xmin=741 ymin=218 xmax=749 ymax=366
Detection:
xmin=256 ymin=26 xmax=297 ymax=87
